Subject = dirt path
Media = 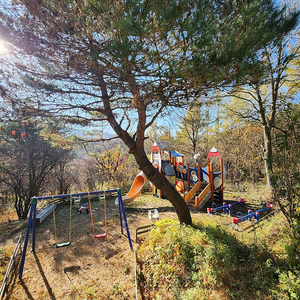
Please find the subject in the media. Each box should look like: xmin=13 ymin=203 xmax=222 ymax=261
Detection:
xmin=0 ymin=194 xmax=178 ymax=300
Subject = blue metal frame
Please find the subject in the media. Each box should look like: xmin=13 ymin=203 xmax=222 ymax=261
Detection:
xmin=232 ymin=204 xmax=272 ymax=225
xmin=19 ymin=198 xmax=36 ymax=279
xmin=117 ymin=189 xmax=133 ymax=251
xmin=19 ymin=189 xmax=132 ymax=279
xmin=207 ymin=199 xmax=245 ymax=216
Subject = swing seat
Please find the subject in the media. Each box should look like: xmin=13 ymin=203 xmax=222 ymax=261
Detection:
xmin=94 ymin=233 xmax=107 ymax=239
xmin=56 ymin=241 xmax=71 ymax=248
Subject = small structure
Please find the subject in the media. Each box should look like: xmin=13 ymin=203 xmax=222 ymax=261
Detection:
xmin=150 ymin=142 xmax=226 ymax=210
xmin=150 ymin=142 xmax=175 ymax=198
xmin=232 ymin=203 xmax=273 ymax=227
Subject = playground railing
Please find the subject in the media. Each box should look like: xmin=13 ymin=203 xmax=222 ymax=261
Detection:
xmin=207 ymin=198 xmax=245 ymax=215
xmin=195 ymin=183 xmax=211 ymax=210
xmin=184 ymin=181 xmax=202 ymax=203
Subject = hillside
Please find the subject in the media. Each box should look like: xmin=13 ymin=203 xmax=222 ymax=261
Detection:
xmin=0 ymin=184 xmax=298 ymax=300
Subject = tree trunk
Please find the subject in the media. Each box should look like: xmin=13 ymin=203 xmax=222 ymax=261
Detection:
xmin=132 ymin=148 xmax=193 ymax=226
xmin=100 ymin=73 xmax=192 ymax=225
xmin=15 ymin=195 xmax=31 ymax=219
xmin=263 ymin=126 xmax=273 ymax=188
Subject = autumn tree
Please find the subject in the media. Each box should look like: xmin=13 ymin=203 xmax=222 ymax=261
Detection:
xmin=216 ymin=123 xmax=264 ymax=187
xmin=145 ymin=123 xmax=178 ymax=157
xmin=0 ymin=121 xmax=67 ymax=219
xmin=224 ymin=26 xmax=300 ymax=188
xmin=84 ymin=141 xmax=138 ymax=189
xmin=176 ymin=103 xmax=210 ymax=158
xmin=0 ymin=0 xmax=298 ymax=224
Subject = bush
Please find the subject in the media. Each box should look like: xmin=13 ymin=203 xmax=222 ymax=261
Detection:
xmin=137 ymin=219 xmax=279 ymax=300
xmin=276 ymin=270 xmax=300 ymax=300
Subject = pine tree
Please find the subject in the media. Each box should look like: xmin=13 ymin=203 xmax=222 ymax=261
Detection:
xmin=0 ymin=0 xmax=298 ymax=224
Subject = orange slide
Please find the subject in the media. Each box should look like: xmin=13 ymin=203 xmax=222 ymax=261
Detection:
xmin=122 ymin=171 xmax=147 ymax=204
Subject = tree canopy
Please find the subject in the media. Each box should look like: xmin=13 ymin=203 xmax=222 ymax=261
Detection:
xmin=0 ymin=0 xmax=299 ymax=224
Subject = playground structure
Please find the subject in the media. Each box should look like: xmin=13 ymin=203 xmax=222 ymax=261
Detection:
xmin=207 ymin=198 xmax=246 ymax=216
xmin=18 ymin=189 xmax=133 ymax=280
xmin=122 ymin=171 xmax=147 ymax=204
xmin=150 ymin=142 xmax=225 ymax=210
xmin=232 ymin=203 xmax=273 ymax=227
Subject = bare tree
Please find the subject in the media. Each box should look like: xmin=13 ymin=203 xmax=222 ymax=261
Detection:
xmin=0 ymin=121 xmax=68 ymax=219
xmin=177 ymin=103 xmax=210 ymax=156
xmin=43 ymin=150 xmax=75 ymax=195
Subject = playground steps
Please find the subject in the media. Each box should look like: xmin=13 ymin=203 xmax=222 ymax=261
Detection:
xmin=184 ymin=181 xmax=207 ymax=204
xmin=36 ymin=204 xmax=56 ymax=225
xmin=195 ymin=183 xmax=212 ymax=210
xmin=184 ymin=181 xmax=201 ymax=204
xmin=187 ymin=183 xmax=211 ymax=210
xmin=213 ymin=189 xmax=222 ymax=202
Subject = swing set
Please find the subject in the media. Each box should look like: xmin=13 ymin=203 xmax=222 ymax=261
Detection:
xmin=52 ymin=192 xmax=108 ymax=247
xmin=52 ymin=195 xmax=72 ymax=248
xmin=88 ymin=192 xmax=107 ymax=239
xmin=19 ymin=189 xmax=133 ymax=280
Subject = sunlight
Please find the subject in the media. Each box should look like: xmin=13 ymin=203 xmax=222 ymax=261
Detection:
xmin=0 ymin=41 xmax=8 ymax=54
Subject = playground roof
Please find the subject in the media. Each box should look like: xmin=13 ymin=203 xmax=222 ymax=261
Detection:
xmin=164 ymin=150 xmax=184 ymax=157
xmin=171 ymin=150 xmax=184 ymax=157
xmin=153 ymin=141 xmax=171 ymax=153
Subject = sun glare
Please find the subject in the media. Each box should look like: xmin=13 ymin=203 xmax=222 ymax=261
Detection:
xmin=0 ymin=41 xmax=8 ymax=54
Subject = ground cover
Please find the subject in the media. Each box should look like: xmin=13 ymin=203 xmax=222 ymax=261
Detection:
xmin=0 ymin=183 xmax=291 ymax=299
xmin=0 ymin=192 xmax=178 ymax=299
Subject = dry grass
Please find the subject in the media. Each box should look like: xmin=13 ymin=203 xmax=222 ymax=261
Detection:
xmin=0 ymin=183 xmax=291 ymax=300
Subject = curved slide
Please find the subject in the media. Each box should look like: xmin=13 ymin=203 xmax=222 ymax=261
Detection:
xmin=122 ymin=171 xmax=147 ymax=204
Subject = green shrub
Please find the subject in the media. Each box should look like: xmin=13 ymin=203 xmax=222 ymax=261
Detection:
xmin=137 ymin=218 xmax=279 ymax=300
xmin=276 ymin=270 xmax=300 ymax=300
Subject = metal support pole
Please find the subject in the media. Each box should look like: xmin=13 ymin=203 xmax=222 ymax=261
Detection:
xmin=118 ymin=193 xmax=123 ymax=234
xmin=19 ymin=202 xmax=34 ymax=279
xmin=31 ymin=198 xmax=37 ymax=253
xmin=118 ymin=189 xmax=133 ymax=250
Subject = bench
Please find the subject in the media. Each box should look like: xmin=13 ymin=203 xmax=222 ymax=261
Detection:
xmin=36 ymin=204 xmax=56 ymax=225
